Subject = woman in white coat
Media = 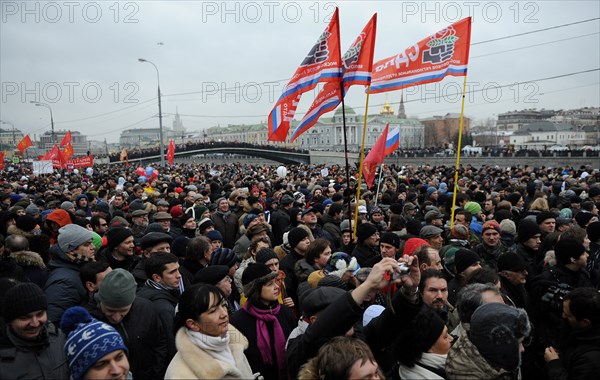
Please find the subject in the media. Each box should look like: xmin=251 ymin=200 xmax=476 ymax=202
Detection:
xmin=165 ymin=283 xmax=255 ymax=379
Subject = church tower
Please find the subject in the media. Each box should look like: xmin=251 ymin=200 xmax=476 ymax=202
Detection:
xmin=397 ymin=92 xmax=406 ymax=119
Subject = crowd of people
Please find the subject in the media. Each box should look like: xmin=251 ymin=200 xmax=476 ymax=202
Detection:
xmin=0 ymin=160 xmax=599 ymax=379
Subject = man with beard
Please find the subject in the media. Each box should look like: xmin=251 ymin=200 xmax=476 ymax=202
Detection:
xmin=474 ymin=220 xmax=509 ymax=270
xmin=419 ymin=269 xmax=453 ymax=323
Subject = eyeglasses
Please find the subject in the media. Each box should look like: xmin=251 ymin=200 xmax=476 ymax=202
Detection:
xmin=100 ymin=223 xmax=108 ymax=226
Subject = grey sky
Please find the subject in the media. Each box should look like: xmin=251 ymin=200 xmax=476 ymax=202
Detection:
xmin=1 ymin=1 xmax=599 ymax=143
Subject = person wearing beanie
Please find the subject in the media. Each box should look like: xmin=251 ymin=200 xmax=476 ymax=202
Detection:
xmin=0 ymin=282 xmax=70 ymax=379
xmin=210 ymin=247 xmax=242 ymax=312
xmin=25 ymin=203 xmax=41 ymax=218
xmin=380 ymin=232 xmax=401 ymax=259
xmin=44 ymin=224 xmax=95 ymax=324
xmin=499 ymin=218 xmax=517 ymax=248
xmin=474 ymin=220 xmax=510 ymax=270
xmin=446 ymin=248 xmax=481 ymax=306
xmin=536 ymin=211 xmax=557 ymax=237
xmin=574 ymin=210 xmax=597 ymax=229
xmin=514 ymin=220 xmax=542 ymax=285
xmin=270 ymin=194 xmax=293 ymax=247
xmin=280 ymin=227 xmax=310 ymax=305
xmin=230 ymin=263 xmax=296 ymax=380
xmin=497 ymin=252 xmax=530 ymax=310
xmin=210 ymin=197 xmax=238 ymax=249
xmin=454 ymin=209 xmax=481 ymax=247
xmin=207 ymin=229 xmax=223 ymax=250
xmin=352 ymin=223 xmax=382 ymax=268
xmin=60 ymin=201 xmax=75 ymax=213
xmin=403 ymin=237 xmax=430 ymax=257
xmin=397 ymin=306 xmax=453 ymax=380
xmin=87 ymin=268 xmax=169 ymax=379
xmin=60 ymin=306 xmax=130 ymax=380
xmin=95 ymin=227 xmax=137 ymax=272
xmin=447 ymin=303 xmax=531 ymax=379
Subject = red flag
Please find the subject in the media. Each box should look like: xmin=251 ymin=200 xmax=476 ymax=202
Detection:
xmin=16 ymin=135 xmax=33 ymax=153
xmin=370 ymin=17 xmax=471 ymax=94
xmin=45 ymin=145 xmax=66 ymax=168
xmin=60 ymin=131 xmax=72 ymax=147
xmin=61 ymin=142 xmax=74 ymax=160
xmin=290 ymin=14 xmax=377 ymax=142
xmin=166 ymin=140 xmax=175 ymax=166
xmin=362 ymin=124 xmax=389 ymax=188
xmin=268 ymin=8 xmax=343 ymax=141
xmin=0 ymin=151 xmax=5 ymax=171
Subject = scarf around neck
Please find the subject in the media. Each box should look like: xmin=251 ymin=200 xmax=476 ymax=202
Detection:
xmin=243 ymin=301 xmax=287 ymax=377
xmin=185 ymin=328 xmax=235 ymax=367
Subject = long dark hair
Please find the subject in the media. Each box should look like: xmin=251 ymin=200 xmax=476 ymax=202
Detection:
xmin=175 ymin=284 xmax=225 ymax=330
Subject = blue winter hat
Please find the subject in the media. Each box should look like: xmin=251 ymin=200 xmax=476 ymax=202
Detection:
xmin=61 ymin=306 xmax=128 ymax=380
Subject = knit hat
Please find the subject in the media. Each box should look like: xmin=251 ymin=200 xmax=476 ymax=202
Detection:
xmin=139 ymin=232 xmax=172 ymax=250
xmin=554 ymin=238 xmax=586 ymax=265
xmin=482 ymin=220 xmax=501 ymax=233
xmin=420 ymin=310 xmax=447 ymax=352
xmin=356 ymin=223 xmax=378 ymax=242
xmin=60 ymin=201 xmax=75 ymax=211
xmin=380 ymin=232 xmax=400 ymax=248
xmin=403 ymin=238 xmax=429 ymax=257
xmin=106 ymin=227 xmax=134 ymax=251
xmin=300 ymin=286 xmax=346 ymax=317
xmin=241 ymin=263 xmax=277 ymax=298
xmin=497 ymin=252 xmax=528 ymax=272
xmin=60 ymin=307 xmax=128 ymax=380
xmin=536 ymin=211 xmax=556 ymax=225
xmin=170 ymin=205 xmax=184 ymax=219
xmin=470 ymin=303 xmax=531 ymax=371
xmin=197 ymin=218 xmax=215 ymax=232
xmin=243 ymin=213 xmax=258 ymax=228
xmin=464 ymin=201 xmax=482 ymax=215
xmin=97 ymin=269 xmax=136 ymax=308
xmin=58 ymin=224 xmax=94 ymax=253
xmin=210 ymin=247 xmax=238 ymax=267
xmin=16 ymin=215 xmax=37 ymax=232
xmin=255 ymin=248 xmax=278 ymax=264
xmin=325 ymin=252 xmax=360 ymax=277
xmin=288 ymin=227 xmax=309 ymax=248
xmin=206 ymin=230 xmax=223 ymax=242
xmin=171 ymin=236 xmax=190 ymax=258
xmin=588 ymin=222 xmax=600 ymax=243
xmin=454 ymin=248 xmax=480 ymax=274
xmin=419 ymin=225 xmax=443 ymax=239
xmin=500 ymin=219 xmax=517 ymax=237
xmin=193 ymin=265 xmax=230 ymax=285
xmin=25 ymin=204 xmax=40 ymax=216
xmin=2 ymin=283 xmax=47 ymax=322
xmin=575 ymin=211 xmax=595 ymax=228
xmin=517 ymin=220 xmax=541 ymax=243
xmin=91 ymin=232 xmax=103 ymax=250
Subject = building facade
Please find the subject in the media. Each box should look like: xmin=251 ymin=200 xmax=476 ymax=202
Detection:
xmin=509 ymin=122 xmax=586 ymax=149
xmin=39 ymin=130 xmax=88 ymax=156
xmin=0 ymin=127 xmax=24 ymax=150
xmin=421 ymin=113 xmax=472 ymax=148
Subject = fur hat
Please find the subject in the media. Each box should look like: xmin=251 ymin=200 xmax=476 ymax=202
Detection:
xmin=470 ymin=303 xmax=531 ymax=371
xmin=60 ymin=307 xmax=128 ymax=380
xmin=324 ymin=252 xmax=359 ymax=278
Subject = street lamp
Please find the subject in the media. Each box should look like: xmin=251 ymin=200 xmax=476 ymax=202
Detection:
xmin=138 ymin=58 xmax=165 ymax=166
xmin=30 ymin=101 xmax=56 ymax=146
xmin=0 ymin=120 xmax=16 ymax=145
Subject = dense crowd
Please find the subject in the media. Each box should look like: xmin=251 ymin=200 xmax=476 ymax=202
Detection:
xmin=0 ymin=160 xmax=599 ymax=380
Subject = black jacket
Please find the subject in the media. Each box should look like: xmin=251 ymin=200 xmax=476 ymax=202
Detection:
xmin=230 ymin=303 xmax=296 ymax=379
xmin=546 ymin=325 xmax=600 ymax=380
xmin=269 ymin=208 xmax=291 ymax=246
xmin=352 ymin=243 xmax=382 ymax=268
xmin=87 ymin=296 xmax=169 ymax=380
xmin=280 ymin=249 xmax=304 ymax=304
xmin=136 ymin=284 xmax=179 ymax=360
xmin=95 ymin=247 xmax=140 ymax=272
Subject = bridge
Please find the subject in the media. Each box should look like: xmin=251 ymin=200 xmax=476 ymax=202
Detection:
xmin=112 ymin=143 xmax=310 ymax=165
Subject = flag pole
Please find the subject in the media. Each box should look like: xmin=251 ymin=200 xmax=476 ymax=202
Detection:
xmin=353 ymin=85 xmax=371 ymax=238
xmin=373 ymin=162 xmax=385 ymax=207
xmin=340 ymin=84 xmax=353 ymax=220
xmin=449 ymin=74 xmax=469 ymax=229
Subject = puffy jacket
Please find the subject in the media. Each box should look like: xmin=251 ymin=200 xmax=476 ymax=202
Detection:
xmin=136 ymin=285 xmax=179 ymax=359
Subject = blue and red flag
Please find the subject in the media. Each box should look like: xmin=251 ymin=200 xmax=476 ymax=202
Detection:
xmin=268 ymin=8 xmax=343 ymax=141
xmin=362 ymin=124 xmax=389 ymax=188
xmin=290 ymin=13 xmax=377 ymax=142
xmin=369 ymin=17 xmax=471 ymax=94
xmin=384 ymin=124 xmax=400 ymax=156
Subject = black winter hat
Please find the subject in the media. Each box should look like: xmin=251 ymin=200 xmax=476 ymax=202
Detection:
xmin=210 ymin=248 xmax=238 ymax=268
xmin=106 ymin=227 xmax=134 ymax=251
xmin=356 ymin=223 xmax=378 ymax=243
xmin=241 ymin=263 xmax=277 ymax=298
xmin=588 ymin=221 xmax=600 ymax=243
xmin=139 ymin=232 xmax=172 ymax=250
xmin=2 ymin=283 xmax=47 ymax=322
xmin=574 ymin=211 xmax=594 ymax=228
xmin=554 ymin=238 xmax=586 ymax=265
xmin=193 ymin=265 xmax=229 ymax=285
xmin=536 ymin=211 xmax=556 ymax=225
xmin=16 ymin=215 xmax=37 ymax=232
xmin=380 ymin=232 xmax=400 ymax=248
xmin=300 ymin=286 xmax=346 ymax=317
xmin=497 ymin=252 xmax=528 ymax=272
xmin=288 ymin=227 xmax=309 ymax=248
xmin=255 ymin=248 xmax=278 ymax=264
xmin=517 ymin=220 xmax=541 ymax=243
xmin=454 ymin=248 xmax=480 ymax=274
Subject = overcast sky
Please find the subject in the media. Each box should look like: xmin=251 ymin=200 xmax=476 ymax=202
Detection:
xmin=1 ymin=1 xmax=599 ymax=143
